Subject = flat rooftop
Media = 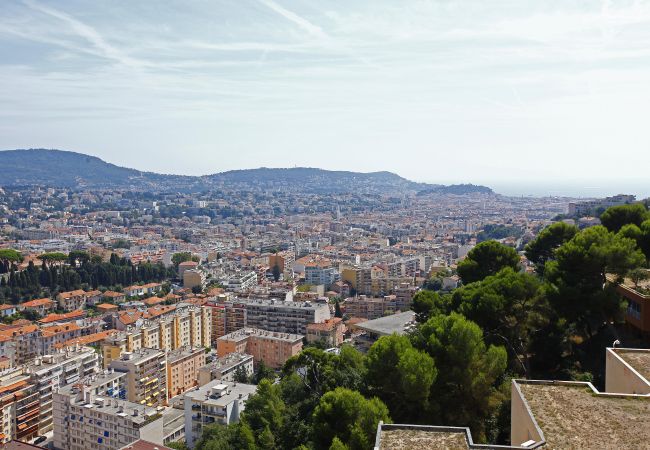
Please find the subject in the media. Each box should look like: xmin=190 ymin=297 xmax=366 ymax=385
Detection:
xmin=518 ymin=382 xmax=650 ymax=449
xmin=616 ymin=349 xmax=650 ymax=382
xmin=355 ymin=311 xmax=416 ymax=336
xmin=378 ymin=427 xmax=469 ymax=450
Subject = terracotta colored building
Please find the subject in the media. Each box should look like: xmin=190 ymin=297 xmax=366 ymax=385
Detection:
xmin=306 ymin=318 xmax=346 ymax=347
xmin=217 ymin=328 xmax=303 ymax=369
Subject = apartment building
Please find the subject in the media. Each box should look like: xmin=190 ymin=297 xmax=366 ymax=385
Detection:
xmin=53 ymin=378 xmax=165 ymax=450
xmin=217 ymin=328 xmax=303 ymax=369
xmin=166 ymin=347 xmax=206 ymax=399
xmin=0 ymin=367 xmax=39 ymax=444
xmin=0 ymin=324 xmax=40 ymax=366
xmin=568 ymin=194 xmax=636 ymax=216
xmin=27 ymin=346 xmax=100 ymax=434
xmin=306 ymin=318 xmax=345 ymax=347
xmin=235 ymin=298 xmax=331 ymax=335
xmin=207 ymin=300 xmax=246 ymax=344
xmin=56 ymin=289 xmax=88 ymax=311
xmin=102 ymin=306 xmax=211 ymax=367
xmin=344 ymin=295 xmax=397 ymax=320
xmin=304 ymin=264 xmax=340 ymax=288
xmin=223 ymin=271 xmax=257 ymax=292
xmin=109 ymin=349 xmax=167 ymax=407
xmin=183 ymin=379 xmax=257 ymax=449
xmin=198 ymin=353 xmax=254 ymax=386
xmin=341 ymin=265 xmax=372 ymax=295
xmin=183 ymin=270 xmax=206 ymax=290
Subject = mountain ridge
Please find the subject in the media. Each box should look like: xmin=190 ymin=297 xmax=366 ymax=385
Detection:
xmin=0 ymin=148 xmax=493 ymax=195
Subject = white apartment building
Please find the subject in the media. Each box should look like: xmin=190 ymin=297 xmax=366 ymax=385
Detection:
xmin=28 ymin=346 xmax=100 ymax=434
xmin=184 ymin=379 xmax=257 ymax=448
xmin=53 ymin=376 xmax=165 ymax=450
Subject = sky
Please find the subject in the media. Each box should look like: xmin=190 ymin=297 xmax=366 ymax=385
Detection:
xmin=1 ymin=0 xmax=650 ymax=196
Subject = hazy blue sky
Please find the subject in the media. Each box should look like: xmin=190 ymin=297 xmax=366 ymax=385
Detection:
xmin=1 ymin=0 xmax=649 ymax=190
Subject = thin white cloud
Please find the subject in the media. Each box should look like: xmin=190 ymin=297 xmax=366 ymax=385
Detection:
xmin=22 ymin=0 xmax=147 ymax=68
xmin=257 ymin=0 xmax=328 ymax=39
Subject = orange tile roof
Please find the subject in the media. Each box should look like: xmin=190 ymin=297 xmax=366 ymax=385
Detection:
xmin=38 ymin=310 xmax=85 ymax=324
xmin=96 ymin=303 xmax=119 ymax=311
xmin=41 ymin=323 xmax=81 ymax=337
xmin=57 ymin=289 xmax=87 ymax=298
xmin=21 ymin=298 xmax=54 ymax=308
xmin=55 ymin=330 xmax=118 ymax=349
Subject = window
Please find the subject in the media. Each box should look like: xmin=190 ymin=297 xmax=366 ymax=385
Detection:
xmin=628 ymin=300 xmax=642 ymax=320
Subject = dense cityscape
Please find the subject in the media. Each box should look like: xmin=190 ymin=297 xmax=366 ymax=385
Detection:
xmin=3 ymin=0 xmax=650 ymax=448
xmin=0 ymin=150 xmax=649 ymax=449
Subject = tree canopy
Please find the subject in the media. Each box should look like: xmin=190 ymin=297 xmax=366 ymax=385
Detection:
xmin=525 ymin=222 xmax=578 ymax=272
xmin=600 ymin=203 xmax=650 ymax=233
xmin=457 ymin=240 xmax=520 ymax=284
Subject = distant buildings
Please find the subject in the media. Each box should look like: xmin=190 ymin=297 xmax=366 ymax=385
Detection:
xmin=568 ymin=194 xmax=636 ymax=216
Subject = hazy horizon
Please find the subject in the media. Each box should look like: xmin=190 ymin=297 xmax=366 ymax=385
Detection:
xmin=2 ymin=1 xmax=650 ymax=187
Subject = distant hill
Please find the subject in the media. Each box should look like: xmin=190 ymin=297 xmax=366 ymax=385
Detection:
xmin=0 ymin=148 xmax=493 ymax=195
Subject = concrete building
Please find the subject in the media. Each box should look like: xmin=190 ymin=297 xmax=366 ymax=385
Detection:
xmin=102 ymin=306 xmax=211 ymax=367
xmin=27 ymin=346 xmax=100 ymax=434
xmin=0 ymin=367 xmax=39 ymax=444
xmin=198 ymin=353 xmax=254 ymax=386
xmin=344 ymin=295 xmax=398 ymax=320
xmin=183 ymin=379 xmax=257 ymax=449
xmin=234 ymin=297 xmax=331 ymax=335
xmin=207 ymin=300 xmax=247 ymax=344
xmin=217 ymin=328 xmax=303 ymax=369
xmin=183 ymin=270 xmax=205 ymax=290
xmin=109 ymin=349 xmax=167 ymax=407
xmin=166 ymin=347 xmax=206 ymax=399
xmin=53 ymin=376 xmax=165 ymax=450
xmin=306 ymin=318 xmax=346 ymax=347
xmin=568 ymin=194 xmax=636 ymax=216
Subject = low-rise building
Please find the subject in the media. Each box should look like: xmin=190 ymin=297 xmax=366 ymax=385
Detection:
xmin=56 ymin=290 xmax=88 ymax=311
xmin=306 ymin=318 xmax=346 ymax=347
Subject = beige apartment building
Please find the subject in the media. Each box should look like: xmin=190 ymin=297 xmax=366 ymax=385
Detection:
xmin=109 ymin=349 xmax=167 ymax=407
xmin=56 ymin=289 xmax=88 ymax=311
xmin=217 ymin=328 xmax=303 ymax=369
xmin=102 ymin=306 xmax=211 ymax=368
xmin=0 ymin=367 xmax=39 ymax=444
xmin=166 ymin=347 xmax=206 ymax=399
